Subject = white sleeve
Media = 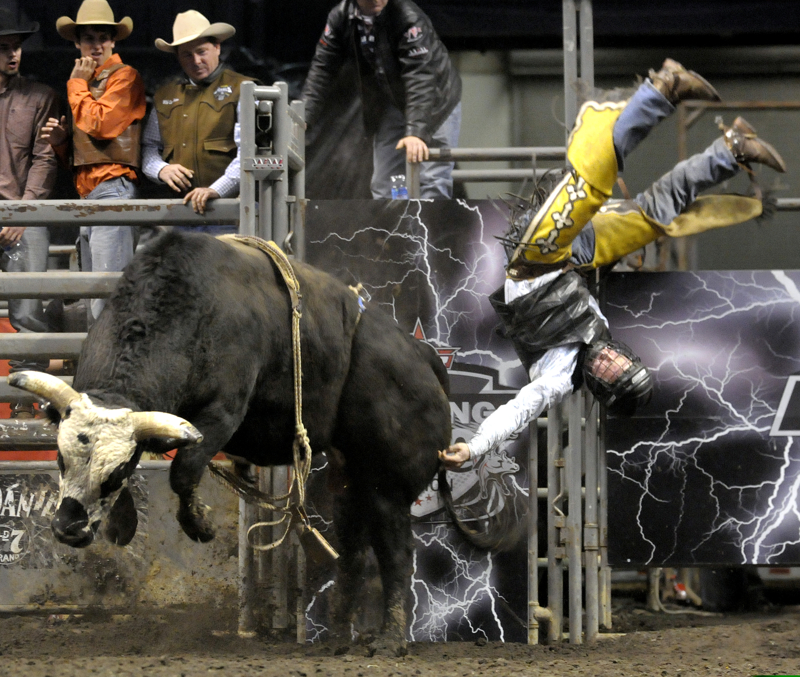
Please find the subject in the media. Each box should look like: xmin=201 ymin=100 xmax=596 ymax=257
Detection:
xmin=209 ymin=100 xmax=241 ymax=197
xmin=467 ymin=344 xmax=580 ymax=459
xmin=141 ymin=108 xmax=169 ymax=183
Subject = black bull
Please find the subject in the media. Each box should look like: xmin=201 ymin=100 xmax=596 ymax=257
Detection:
xmin=26 ymin=232 xmax=463 ymax=650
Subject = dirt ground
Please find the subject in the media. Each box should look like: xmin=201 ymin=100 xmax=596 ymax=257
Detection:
xmin=0 ymin=598 xmax=798 ymax=677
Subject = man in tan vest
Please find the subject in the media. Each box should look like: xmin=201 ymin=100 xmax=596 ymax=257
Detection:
xmin=143 ymin=11 xmax=253 ymax=232
xmin=41 ymin=0 xmax=146 ymax=323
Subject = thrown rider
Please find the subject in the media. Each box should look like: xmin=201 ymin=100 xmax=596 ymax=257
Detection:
xmin=439 ymin=59 xmax=786 ymax=469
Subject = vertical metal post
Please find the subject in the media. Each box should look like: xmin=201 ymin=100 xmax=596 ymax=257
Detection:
xmin=258 ymin=181 xmax=273 ymax=242
xmin=294 ymin=532 xmax=307 ymax=643
xmin=527 ymin=421 xmax=540 ymax=644
xmin=272 ymin=81 xmax=290 ymax=248
xmin=579 ymin=0 xmax=594 ymax=90
xmin=566 ymin=391 xmax=583 ymax=644
xmin=562 ymin=0 xmax=578 ymax=134
xmin=238 ymin=496 xmax=257 ymax=636
xmin=547 ymin=405 xmax=564 ymax=643
xmin=406 ymin=159 xmax=421 ymax=199
xmin=239 ymin=81 xmax=257 ymax=237
xmin=598 ymin=412 xmax=612 ymax=628
xmin=583 ymin=393 xmax=599 ymax=642
xmin=290 ymin=100 xmax=307 ymax=262
xmin=271 ymin=465 xmax=290 ymax=629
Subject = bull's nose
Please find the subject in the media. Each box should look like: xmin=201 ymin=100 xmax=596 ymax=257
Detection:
xmin=51 ymin=523 xmax=94 ymax=548
xmin=51 ymin=497 xmax=94 ymax=548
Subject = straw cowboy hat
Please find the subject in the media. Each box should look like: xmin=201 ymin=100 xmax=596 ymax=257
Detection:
xmin=155 ymin=10 xmax=235 ymax=52
xmin=0 ymin=8 xmax=39 ymax=36
xmin=56 ymin=0 xmax=133 ymax=42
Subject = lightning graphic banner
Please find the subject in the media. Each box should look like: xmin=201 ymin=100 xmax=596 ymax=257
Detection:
xmin=305 ymin=199 xmax=533 ymax=642
xmin=605 ymin=270 xmax=800 ymax=567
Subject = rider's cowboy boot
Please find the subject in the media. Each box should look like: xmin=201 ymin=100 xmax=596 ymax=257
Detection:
xmin=649 ymin=58 xmax=721 ymax=105
xmin=723 ymin=116 xmax=787 ymax=173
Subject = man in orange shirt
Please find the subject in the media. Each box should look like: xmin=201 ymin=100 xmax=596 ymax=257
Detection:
xmin=41 ymin=0 xmax=145 ymax=323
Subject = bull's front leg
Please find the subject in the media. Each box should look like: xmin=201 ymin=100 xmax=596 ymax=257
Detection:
xmin=170 ymin=437 xmax=226 ymax=543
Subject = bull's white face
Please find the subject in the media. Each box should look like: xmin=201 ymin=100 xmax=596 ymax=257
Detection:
xmin=53 ymin=395 xmax=139 ymax=547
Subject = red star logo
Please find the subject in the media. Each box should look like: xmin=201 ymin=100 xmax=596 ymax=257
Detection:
xmin=412 ymin=319 xmax=459 ymax=370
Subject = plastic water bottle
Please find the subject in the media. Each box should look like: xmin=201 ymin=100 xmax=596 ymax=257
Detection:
xmin=2 ymin=242 xmax=21 ymax=262
xmin=391 ymin=175 xmax=408 ymax=200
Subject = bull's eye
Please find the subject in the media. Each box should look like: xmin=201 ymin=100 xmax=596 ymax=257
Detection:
xmin=56 ymin=451 xmax=65 ymax=475
xmin=63 ymin=405 xmax=72 ymax=419
xmin=78 ymin=433 xmax=90 ymax=445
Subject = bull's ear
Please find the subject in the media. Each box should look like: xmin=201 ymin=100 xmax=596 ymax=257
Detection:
xmin=130 ymin=412 xmax=203 ymax=444
xmin=106 ymin=486 xmax=137 ymax=546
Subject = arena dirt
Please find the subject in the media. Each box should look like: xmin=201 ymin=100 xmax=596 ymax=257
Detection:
xmin=0 ymin=599 xmax=798 ymax=676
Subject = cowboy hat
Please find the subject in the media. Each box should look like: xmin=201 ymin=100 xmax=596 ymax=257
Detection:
xmin=56 ymin=0 xmax=133 ymax=43
xmin=155 ymin=10 xmax=235 ymax=52
xmin=0 ymin=8 xmax=39 ymax=37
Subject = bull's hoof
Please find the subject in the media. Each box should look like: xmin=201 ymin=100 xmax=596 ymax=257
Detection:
xmin=177 ymin=503 xmax=215 ymax=543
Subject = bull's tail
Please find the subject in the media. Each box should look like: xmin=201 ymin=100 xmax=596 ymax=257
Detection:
xmin=437 ymin=467 xmax=525 ymax=552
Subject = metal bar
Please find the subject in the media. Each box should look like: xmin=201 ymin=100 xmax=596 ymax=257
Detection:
xmin=0 ymin=333 xmax=84 ymax=359
xmin=253 ymin=85 xmax=284 ymax=101
xmin=567 ymin=391 xmax=583 ymax=644
xmin=598 ymin=410 xmax=612 ymax=629
xmin=0 ymin=419 xmax=57 ymax=450
xmin=547 ymin=404 xmax=563 ymax=643
xmin=583 ymin=392 xmax=599 ymax=642
xmin=527 ymin=419 xmax=540 ymax=644
xmin=290 ymin=100 xmax=307 ymax=262
xmin=685 ymin=100 xmax=800 ymax=110
xmin=287 ymin=147 xmax=305 ymax=172
xmin=238 ymin=496 xmax=257 ymax=637
xmin=563 ymin=0 xmax=579 ymax=134
xmin=0 ymin=272 xmax=120 ymax=298
xmin=579 ymin=0 xmax=594 ymax=89
xmin=428 ymin=147 xmax=566 ymax=162
xmin=258 ymin=177 xmax=273 ymax=243
xmin=406 ymin=160 xmax=421 ymax=199
xmin=239 ymin=81 xmax=258 ymax=237
xmin=775 ymin=199 xmax=800 ymax=210
xmin=271 ymin=466 xmax=290 ymax=629
xmin=0 ymin=199 xmax=239 ymax=226
xmin=452 ymin=169 xmax=560 ymax=181
xmin=271 ymin=82 xmax=290 ymax=248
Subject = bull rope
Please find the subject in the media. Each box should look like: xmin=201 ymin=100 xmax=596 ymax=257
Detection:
xmin=207 ymin=235 xmax=339 ymax=561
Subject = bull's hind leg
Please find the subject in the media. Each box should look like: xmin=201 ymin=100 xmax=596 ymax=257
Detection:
xmin=332 ymin=487 xmax=369 ymax=646
xmin=367 ymin=489 xmax=413 ymax=657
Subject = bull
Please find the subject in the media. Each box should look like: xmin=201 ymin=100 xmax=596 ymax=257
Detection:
xmin=10 ymin=231 xmax=463 ymax=654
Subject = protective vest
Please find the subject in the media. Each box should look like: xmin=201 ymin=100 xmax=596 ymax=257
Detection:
xmin=72 ymin=63 xmax=141 ymax=168
xmin=489 ymin=271 xmax=609 ymax=373
xmin=154 ymin=69 xmax=251 ymax=189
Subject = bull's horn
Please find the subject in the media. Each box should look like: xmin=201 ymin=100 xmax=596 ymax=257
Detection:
xmin=7 ymin=371 xmax=81 ymax=415
xmin=130 ymin=412 xmax=203 ymax=444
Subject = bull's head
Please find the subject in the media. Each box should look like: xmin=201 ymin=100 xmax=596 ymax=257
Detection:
xmin=9 ymin=372 xmax=202 ymax=548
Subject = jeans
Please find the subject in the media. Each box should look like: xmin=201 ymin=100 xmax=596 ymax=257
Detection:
xmin=80 ymin=176 xmax=138 ymax=322
xmin=371 ymin=101 xmax=462 ymax=199
xmin=2 ymin=224 xmax=50 ymax=372
xmin=612 ymin=81 xmax=674 ymax=170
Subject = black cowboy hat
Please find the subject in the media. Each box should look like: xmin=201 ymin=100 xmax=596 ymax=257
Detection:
xmin=0 ymin=8 xmax=39 ymax=37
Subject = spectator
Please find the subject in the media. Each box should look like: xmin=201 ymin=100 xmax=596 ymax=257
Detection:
xmin=143 ymin=10 xmax=251 ymax=232
xmin=41 ymin=0 xmax=146 ymax=324
xmin=439 ymin=60 xmax=786 ymax=469
xmin=302 ymin=0 xmax=462 ymax=199
xmin=0 ymin=9 xmax=59 ymax=418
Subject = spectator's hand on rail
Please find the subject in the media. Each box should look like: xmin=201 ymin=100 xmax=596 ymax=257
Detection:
xmin=396 ymin=136 xmax=429 ymax=163
xmin=438 ymin=442 xmax=471 ymax=469
xmin=70 ymin=56 xmax=96 ymax=82
xmin=159 ymin=164 xmax=194 ymax=192
xmin=40 ymin=116 xmax=68 ymax=147
xmin=184 ymin=187 xmax=220 ymax=215
xmin=0 ymin=226 xmax=25 ymax=248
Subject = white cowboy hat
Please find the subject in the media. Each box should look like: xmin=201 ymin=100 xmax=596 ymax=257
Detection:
xmin=56 ymin=0 xmax=132 ymax=42
xmin=155 ymin=10 xmax=235 ymax=52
